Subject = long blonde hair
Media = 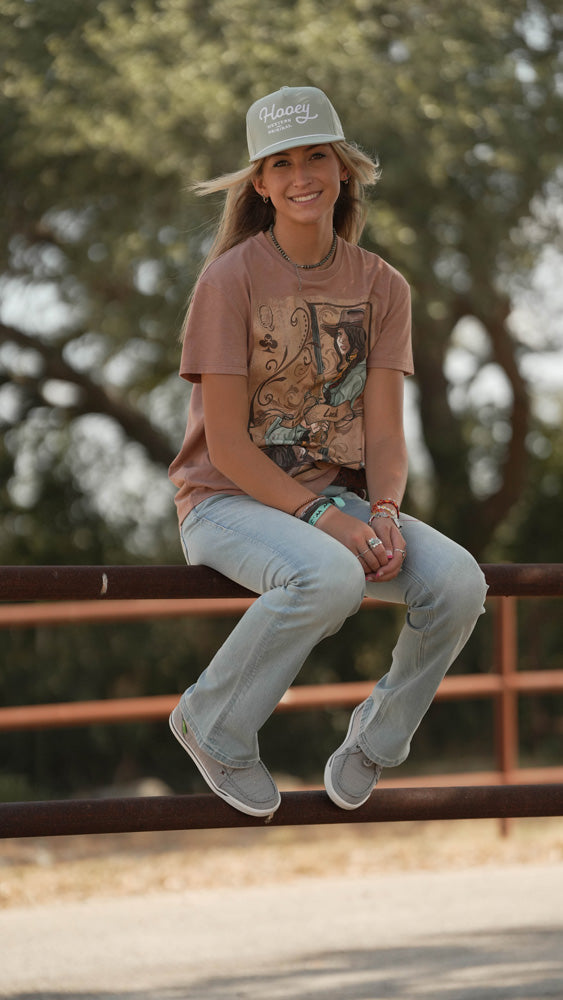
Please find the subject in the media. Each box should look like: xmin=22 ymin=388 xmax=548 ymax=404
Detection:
xmin=182 ymin=141 xmax=380 ymax=337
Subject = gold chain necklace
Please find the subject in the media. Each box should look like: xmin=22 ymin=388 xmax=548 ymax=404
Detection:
xmin=268 ymin=224 xmax=337 ymax=289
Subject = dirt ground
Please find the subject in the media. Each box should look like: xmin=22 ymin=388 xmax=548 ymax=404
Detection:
xmin=1 ymin=812 xmax=562 ymax=910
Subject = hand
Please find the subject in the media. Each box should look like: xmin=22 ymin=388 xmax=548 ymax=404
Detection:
xmin=363 ymin=517 xmax=406 ymax=582
xmin=316 ymin=507 xmax=406 ymax=582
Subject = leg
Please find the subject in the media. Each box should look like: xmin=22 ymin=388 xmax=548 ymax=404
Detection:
xmin=178 ymin=494 xmax=367 ymax=767
xmin=322 ymin=492 xmax=487 ymax=807
xmin=360 ymin=514 xmax=488 ymax=767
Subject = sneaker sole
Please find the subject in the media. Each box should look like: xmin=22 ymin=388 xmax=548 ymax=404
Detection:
xmin=324 ymin=702 xmax=372 ymax=810
xmin=169 ymin=707 xmax=280 ymax=819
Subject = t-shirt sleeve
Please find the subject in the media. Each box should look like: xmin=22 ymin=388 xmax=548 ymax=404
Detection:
xmin=367 ymin=268 xmax=414 ymax=376
xmin=179 ymin=275 xmax=250 ymax=383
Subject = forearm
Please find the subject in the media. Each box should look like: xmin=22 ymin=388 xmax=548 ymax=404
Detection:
xmin=202 ymin=373 xmax=319 ymax=515
xmin=365 ymin=432 xmax=409 ymax=508
xmin=209 ymin=433 xmax=318 ymax=515
xmin=363 ymin=368 xmax=409 ymax=510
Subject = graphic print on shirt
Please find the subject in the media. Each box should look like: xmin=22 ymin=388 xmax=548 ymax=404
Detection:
xmin=248 ymin=299 xmax=372 ymax=476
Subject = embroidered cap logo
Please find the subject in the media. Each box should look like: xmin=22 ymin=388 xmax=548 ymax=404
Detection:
xmin=246 ymin=86 xmax=345 ymax=162
xmin=259 ymin=102 xmax=319 ymax=127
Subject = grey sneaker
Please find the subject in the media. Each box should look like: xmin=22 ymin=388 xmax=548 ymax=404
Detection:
xmin=324 ymin=701 xmax=382 ymax=810
xmin=169 ymin=703 xmax=281 ymax=818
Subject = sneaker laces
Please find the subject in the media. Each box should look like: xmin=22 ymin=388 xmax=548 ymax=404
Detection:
xmin=351 ymin=744 xmax=377 ymax=769
xmin=353 ymin=745 xmax=380 ymax=774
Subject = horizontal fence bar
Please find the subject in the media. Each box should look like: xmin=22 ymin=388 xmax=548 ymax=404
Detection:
xmin=2 ymin=671 xmax=563 ymax=732
xmin=1 ymin=563 xmax=563 ymax=602
xmin=1 ymin=784 xmax=562 ymax=839
xmin=0 ymin=598 xmax=256 ymax=628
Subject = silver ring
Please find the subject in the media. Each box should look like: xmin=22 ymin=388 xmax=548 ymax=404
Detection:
xmin=368 ymin=537 xmax=383 ymax=549
xmin=394 ymin=547 xmax=406 ymax=559
xmin=357 ymin=548 xmax=370 ymax=559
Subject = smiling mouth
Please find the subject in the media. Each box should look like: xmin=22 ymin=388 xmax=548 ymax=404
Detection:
xmin=290 ymin=192 xmax=321 ymax=203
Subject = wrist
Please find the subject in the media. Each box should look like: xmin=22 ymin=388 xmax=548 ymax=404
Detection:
xmin=298 ymin=496 xmax=345 ymax=526
xmin=369 ymin=497 xmax=401 ymax=530
xmin=370 ymin=497 xmax=400 ymax=517
xmin=292 ymin=494 xmax=321 ymax=518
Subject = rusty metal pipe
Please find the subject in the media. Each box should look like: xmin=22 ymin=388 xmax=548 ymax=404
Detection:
xmin=0 ymin=785 xmax=562 ymax=839
xmin=2 ymin=670 xmax=563 ymax=733
xmin=1 ymin=563 xmax=563 ymax=602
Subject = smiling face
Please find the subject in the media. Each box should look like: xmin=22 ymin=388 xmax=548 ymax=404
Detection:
xmin=253 ymin=144 xmax=348 ymax=232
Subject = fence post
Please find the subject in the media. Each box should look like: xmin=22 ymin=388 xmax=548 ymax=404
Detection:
xmin=494 ymin=596 xmax=518 ymax=836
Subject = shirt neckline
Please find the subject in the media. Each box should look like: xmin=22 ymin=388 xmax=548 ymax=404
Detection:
xmin=256 ymin=229 xmax=343 ymax=283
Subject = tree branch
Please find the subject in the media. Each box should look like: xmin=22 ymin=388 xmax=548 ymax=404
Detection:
xmin=471 ymin=294 xmax=531 ymax=531
xmin=0 ymin=323 xmax=175 ymax=467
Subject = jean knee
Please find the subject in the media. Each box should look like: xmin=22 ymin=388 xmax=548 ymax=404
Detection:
xmin=440 ymin=552 xmax=488 ymax=624
xmin=294 ymin=543 xmax=363 ymax=621
xmin=323 ymin=547 xmax=366 ymax=618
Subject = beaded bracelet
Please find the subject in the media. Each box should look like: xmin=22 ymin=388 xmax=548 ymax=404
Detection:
xmin=368 ymin=510 xmax=401 ymax=530
xmin=370 ymin=498 xmax=400 ymax=519
xmin=369 ymin=497 xmax=401 ymax=530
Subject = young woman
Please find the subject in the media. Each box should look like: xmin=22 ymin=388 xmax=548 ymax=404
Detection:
xmin=168 ymin=85 xmax=487 ymax=818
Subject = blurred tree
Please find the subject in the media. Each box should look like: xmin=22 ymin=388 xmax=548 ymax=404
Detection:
xmin=1 ymin=0 xmax=561 ymax=558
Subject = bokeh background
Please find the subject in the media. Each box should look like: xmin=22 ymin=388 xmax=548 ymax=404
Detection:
xmin=1 ymin=0 xmax=562 ymax=801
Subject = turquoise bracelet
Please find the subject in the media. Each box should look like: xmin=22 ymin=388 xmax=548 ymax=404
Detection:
xmin=299 ymin=496 xmax=345 ymax=526
xmin=308 ymin=501 xmax=334 ymax=526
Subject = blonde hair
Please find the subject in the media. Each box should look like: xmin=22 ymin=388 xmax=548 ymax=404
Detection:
xmin=181 ymin=141 xmax=380 ymax=338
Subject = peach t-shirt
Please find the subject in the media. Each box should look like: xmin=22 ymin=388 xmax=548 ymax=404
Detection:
xmin=169 ymin=231 xmax=413 ymax=525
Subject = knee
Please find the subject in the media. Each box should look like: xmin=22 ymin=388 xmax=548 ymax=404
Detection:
xmin=437 ymin=551 xmax=488 ymax=623
xmin=312 ymin=545 xmax=366 ymax=619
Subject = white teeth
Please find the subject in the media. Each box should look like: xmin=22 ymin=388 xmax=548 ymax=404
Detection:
xmin=292 ymin=193 xmax=319 ymax=203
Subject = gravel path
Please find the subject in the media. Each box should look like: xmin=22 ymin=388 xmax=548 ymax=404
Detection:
xmin=1 ymin=818 xmax=562 ymax=998
xmin=1 ymin=864 xmax=562 ymax=998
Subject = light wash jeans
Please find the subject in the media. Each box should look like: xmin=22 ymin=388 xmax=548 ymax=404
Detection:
xmin=179 ymin=488 xmax=487 ymax=769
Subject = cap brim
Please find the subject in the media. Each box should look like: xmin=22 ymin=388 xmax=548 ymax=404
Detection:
xmin=249 ymin=133 xmax=343 ymax=162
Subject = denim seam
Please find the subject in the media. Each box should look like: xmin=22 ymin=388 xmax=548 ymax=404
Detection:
xmin=358 ymin=564 xmax=435 ymax=768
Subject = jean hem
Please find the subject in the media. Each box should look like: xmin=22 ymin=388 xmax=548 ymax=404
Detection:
xmin=179 ymin=695 xmax=260 ymax=769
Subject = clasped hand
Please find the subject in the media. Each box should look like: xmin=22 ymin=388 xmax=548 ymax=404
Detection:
xmin=317 ymin=506 xmax=406 ymax=582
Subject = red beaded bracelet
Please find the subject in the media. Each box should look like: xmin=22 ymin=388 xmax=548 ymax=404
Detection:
xmin=370 ymin=498 xmax=400 ymax=518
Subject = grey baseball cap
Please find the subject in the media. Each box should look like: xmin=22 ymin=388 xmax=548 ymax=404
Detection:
xmin=246 ymin=85 xmax=345 ymax=162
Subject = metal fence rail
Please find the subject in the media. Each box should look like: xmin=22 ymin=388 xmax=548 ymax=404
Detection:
xmin=2 ymin=562 xmax=563 ymax=601
xmin=2 ymin=784 xmax=562 ymax=839
xmin=1 ymin=563 xmax=562 ymax=837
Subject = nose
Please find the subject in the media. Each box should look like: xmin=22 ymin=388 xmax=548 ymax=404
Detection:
xmin=291 ymin=162 xmax=313 ymax=187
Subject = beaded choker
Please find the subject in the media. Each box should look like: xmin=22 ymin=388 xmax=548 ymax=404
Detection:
xmin=268 ymin=224 xmax=337 ymax=289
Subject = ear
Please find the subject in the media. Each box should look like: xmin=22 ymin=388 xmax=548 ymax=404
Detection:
xmin=252 ymin=175 xmax=268 ymax=199
xmin=334 ymin=153 xmax=349 ymax=184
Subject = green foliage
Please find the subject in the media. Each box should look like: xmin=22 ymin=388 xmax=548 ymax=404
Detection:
xmin=1 ymin=1 xmax=562 ymax=557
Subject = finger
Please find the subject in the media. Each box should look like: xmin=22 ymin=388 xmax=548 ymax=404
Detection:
xmin=356 ymin=535 xmax=387 ymax=570
xmin=375 ymin=549 xmax=405 ymax=579
xmin=357 ymin=549 xmax=384 ymax=573
xmin=364 ymin=543 xmax=406 ymax=579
